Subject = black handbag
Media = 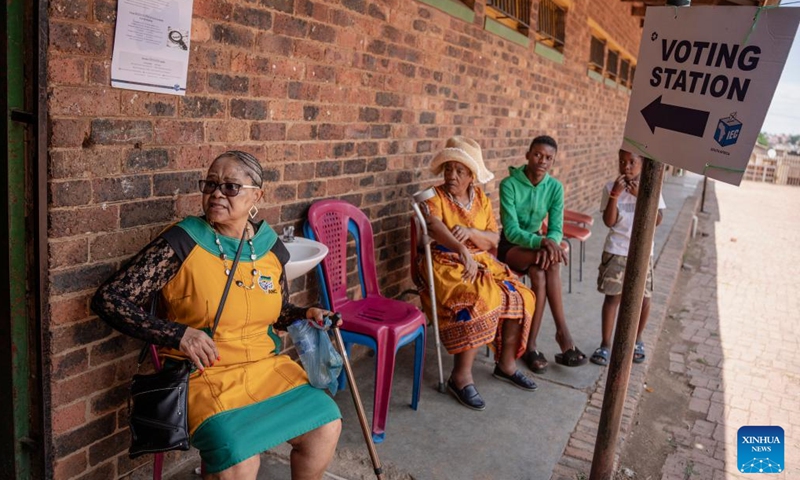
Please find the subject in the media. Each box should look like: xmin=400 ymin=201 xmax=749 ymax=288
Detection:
xmin=128 ymin=225 xmax=247 ymax=458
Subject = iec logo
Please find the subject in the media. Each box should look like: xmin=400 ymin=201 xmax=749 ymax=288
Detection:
xmin=738 ymin=426 xmax=784 ymax=474
xmin=715 ymin=113 xmax=742 ymax=147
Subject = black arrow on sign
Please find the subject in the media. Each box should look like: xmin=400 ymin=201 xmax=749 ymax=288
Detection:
xmin=641 ymin=95 xmax=709 ymax=137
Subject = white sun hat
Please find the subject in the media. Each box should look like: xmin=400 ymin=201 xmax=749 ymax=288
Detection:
xmin=430 ymin=135 xmax=495 ymax=184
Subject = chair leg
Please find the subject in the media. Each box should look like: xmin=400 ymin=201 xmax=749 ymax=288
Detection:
xmin=371 ymin=344 xmax=398 ymax=444
xmin=579 ymin=241 xmax=584 ymax=282
xmin=565 ymin=239 xmax=573 ymax=294
xmin=153 ymin=453 xmax=163 ymax=480
xmin=411 ymin=328 xmax=425 ymax=411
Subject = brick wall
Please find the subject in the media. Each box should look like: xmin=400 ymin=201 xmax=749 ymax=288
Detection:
xmin=45 ymin=0 xmax=641 ymax=477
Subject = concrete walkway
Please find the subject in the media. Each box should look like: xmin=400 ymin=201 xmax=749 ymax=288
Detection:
xmin=166 ymin=171 xmax=703 ymax=480
xmin=657 ymin=181 xmax=800 ymax=479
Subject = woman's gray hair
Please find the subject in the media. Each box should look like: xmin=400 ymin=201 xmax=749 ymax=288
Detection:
xmin=213 ymin=150 xmax=264 ymax=187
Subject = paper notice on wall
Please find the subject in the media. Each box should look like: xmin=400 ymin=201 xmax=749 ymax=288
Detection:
xmin=110 ymin=0 xmax=193 ymax=95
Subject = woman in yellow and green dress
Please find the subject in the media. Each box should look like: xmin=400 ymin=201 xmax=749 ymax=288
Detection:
xmin=416 ymin=136 xmax=538 ymax=411
xmin=92 ymin=151 xmax=341 ymax=480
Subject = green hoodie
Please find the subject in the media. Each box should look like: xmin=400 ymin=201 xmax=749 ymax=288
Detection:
xmin=499 ymin=166 xmax=564 ymax=249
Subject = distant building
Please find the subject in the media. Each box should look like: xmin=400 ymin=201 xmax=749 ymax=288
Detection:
xmin=745 ymin=144 xmax=800 ymax=186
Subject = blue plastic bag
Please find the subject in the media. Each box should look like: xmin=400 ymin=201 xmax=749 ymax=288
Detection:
xmin=287 ymin=318 xmax=343 ymax=395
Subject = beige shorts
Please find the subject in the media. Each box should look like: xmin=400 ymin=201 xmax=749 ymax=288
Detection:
xmin=597 ymin=252 xmax=653 ymax=298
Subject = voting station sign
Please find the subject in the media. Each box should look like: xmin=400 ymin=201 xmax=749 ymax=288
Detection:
xmin=622 ymin=7 xmax=800 ymax=186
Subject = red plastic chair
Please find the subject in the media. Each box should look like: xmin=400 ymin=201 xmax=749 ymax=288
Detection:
xmin=304 ymin=200 xmax=426 ymax=444
xmin=562 ymin=223 xmax=591 ymax=283
xmin=564 ymin=209 xmax=594 ymax=228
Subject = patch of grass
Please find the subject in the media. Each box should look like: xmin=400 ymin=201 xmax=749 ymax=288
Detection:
xmin=696 ymin=358 xmax=709 ymax=366
xmin=710 ymin=331 xmax=718 ymax=337
xmin=575 ymin=473 xmax=587 ymax=480
xmin=667 ymin=436 xmax=678 ymax=449
xmin=684 ymin=460 xmax=695 ymax=478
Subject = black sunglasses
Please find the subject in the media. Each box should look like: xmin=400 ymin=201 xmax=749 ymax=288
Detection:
xmin=198 ymin=180 xmax=259 ymax=197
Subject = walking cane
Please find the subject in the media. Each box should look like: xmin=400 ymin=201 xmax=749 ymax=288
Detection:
xmin=411 ymin=188 xmax=447 ymax=394
xmin=328 ymin=314 xmax=385 ymax=480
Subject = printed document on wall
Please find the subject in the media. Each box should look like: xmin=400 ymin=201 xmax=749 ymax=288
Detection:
xmin=111 ymin=0 xmax=193 ymax=96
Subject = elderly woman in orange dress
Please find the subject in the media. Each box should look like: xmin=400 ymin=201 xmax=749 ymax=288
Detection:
xmin=415 ymin=136 xmax=538 ymax=411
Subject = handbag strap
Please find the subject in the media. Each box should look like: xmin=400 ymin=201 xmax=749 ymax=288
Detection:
xmin=210 ymin=224 xmax=248 ymax=338
xmin=138 ymin=222 xmax=250 ymax=365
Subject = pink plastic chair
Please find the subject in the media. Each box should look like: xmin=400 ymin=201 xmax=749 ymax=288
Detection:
xmin=304 ymin=199 xmax=426 ymax=443
xmin=147 ymin=345 xmax=166 ymax=480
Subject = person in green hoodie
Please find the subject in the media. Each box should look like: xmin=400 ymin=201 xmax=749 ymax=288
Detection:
xmin=498 ymin=135 xmax=587 ymax=373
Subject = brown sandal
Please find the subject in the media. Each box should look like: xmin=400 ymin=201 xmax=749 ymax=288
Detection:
xmin=524 ymin=350 xmax=548 ymax=374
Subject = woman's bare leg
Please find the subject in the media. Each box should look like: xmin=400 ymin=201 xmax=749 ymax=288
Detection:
xmin=204 ymin=455 xmax=260 ymax=480
xmin=497 ymin=318 xmax=523 ymax=375
xmin=287 ymin=420 xmax=342 ymax=480
xmin=451 ymin=347 xmax=480 ymax=388
xmin=502 ymin=246 xmax=546 ymax=354
xmin=545 ymin=263 xmax=575 ymax=352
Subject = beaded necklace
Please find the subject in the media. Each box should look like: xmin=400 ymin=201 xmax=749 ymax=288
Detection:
xmin=212 ymin=224 xmax=260 ymax=290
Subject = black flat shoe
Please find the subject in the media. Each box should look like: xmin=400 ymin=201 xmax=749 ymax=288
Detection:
xmin=447 ymin=379 xmax=486 ymax=411
xmin=492 ymin=365 xmax=538 ymax=391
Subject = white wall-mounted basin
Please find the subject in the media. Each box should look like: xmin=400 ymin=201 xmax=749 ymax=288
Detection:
xmin=284 ymin=237 xmax=329 ymax=281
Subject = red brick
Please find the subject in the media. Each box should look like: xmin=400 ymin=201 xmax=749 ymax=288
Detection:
xmin=54 ymin=450 xmax=88 ymax=479
xmin=52 ymin=400 xmax=88 ymax=435
xmin=119 ymin=91 xmax=178 ymax=117
xmin=327 ymin=177 xmax=355 ymax=195
xmin=213 ymin=23 xmax=256 ymax=48
xmin=192 ymin=0 xmax=234 ymax=20
xmin=49 ymin=205 xmax=119 ymax=238
xmin=89 ymin=227 xmax=155 ymax=261
xmin=153 ymin=120 xmax=204 ymax=145
xmin=89 ymin=119 xmax=153 ymax=146
xmin=49 ymin=119 xmax=91 ymax=148
xmin=285 ymin=162 xmax=316 ymax=181
xmin=49 ymin=22 xmax=110 ymax=56
xmin=251 ymin=77 xmax=288 ymax=98
xmin=232 ymin=6 xmax=273 ymax=29
xmin=50 ymin=148 xmax=123 ymax=179
xmin=49 ymin=237 xmax=89 ymax=269
xmin=125 ymin=148 xmax=173 ymax=173
xmin=251 ymin=122 xmax=287 ymax=141
xmin=50 ymin=295 xmax=91 ymax=326
xmin=273 ymin=13 xmax=309 ymax=38
xmin=50 ymin=87 xmax=120 ymax=116
xmin=287 ymin=123 xmax=317 ymax=141
xmin=119 ymin=198 xmax=176 ymax=228
xmin=93 ymin=0 xmax=116 ymax=23
xmin=73 ymin=459 xmax=115 ymax=479
xmin=176 ymin=194 xmax=203 ymax=218
xmin=206 ymin=120 xmax=249 ymax=143
xmin=52 ymin=364 xmax=117 ymax=406
xmin=48 ymin=57 xmax=86 ymax=85
xmin=50 ymin=179 xmax=92 ymax=208
xmin=181 ymin=96 xmax=226 ymax=118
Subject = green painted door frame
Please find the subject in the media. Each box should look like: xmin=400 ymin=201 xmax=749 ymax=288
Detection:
xmin=2 ymin=0 xmax=49 ymax=477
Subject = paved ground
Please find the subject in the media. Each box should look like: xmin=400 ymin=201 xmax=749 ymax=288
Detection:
xmin=163 ymin=171 xmax=703 ymax=480
xmin=647 ymin=180 xmax=800 ymax=480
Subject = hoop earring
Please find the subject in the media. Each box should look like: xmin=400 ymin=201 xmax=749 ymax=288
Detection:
xmin=249 ymin=205 xmax=259 ymax=219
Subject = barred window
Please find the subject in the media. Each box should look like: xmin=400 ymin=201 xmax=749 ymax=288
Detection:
xmin=589 ymin=35 xmax=605 ymax=73
xmin=486 ymin=0 xmax=531 ymax=33
xmin=630 ymin=65 xmax=636 ymax=86
xmin=619 ymin=59 xmax=630 ymax=85
xmin=606 ymin=49 xmax=619 ymax=81
xmin=537 ymin=0 xmax=567 ymax=52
